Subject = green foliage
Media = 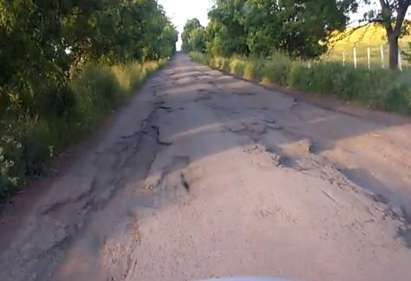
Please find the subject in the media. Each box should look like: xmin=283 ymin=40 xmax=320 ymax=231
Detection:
xmin=262 ymin=53 xmax=293 ymax=86
xmin=190 ymin=51 xmax=411 ymax=116
xmin=243 ymin=58 xmax=265 ymax=80
xmin=359 ymin=0 xmax=411 ymax=69
xmin=205 ymin=0 xmax=355 ymax=58
xmin=0 ymin=0 xmax=178 ymax=121
xmin=229 ymin=57 xmax=247 ymax=76
xmin=0 ymin=0 xmax=176 ymax=199
xmin=189 ymin=52 xmax=210 ymax=65
xmin=182 ymin=19 xmax=207 ymax=53
xmin=207 ymin=0 xmax=249 ymax=56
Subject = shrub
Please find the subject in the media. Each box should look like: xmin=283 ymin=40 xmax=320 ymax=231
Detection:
xmin=381 ymin=74 xmax=411 ymax=114
xmin=0 ymin=120 xmax=53 ymax=197
xmin=260 ymin=53 xmax=291 ymax=86
xmin=229 ymin=57 xmax=246 ymax=77
xmin=210 ymin=56 xmax=230 ymax=72
xmin=243 ymin=59 xmax=263 ymax=80
xmin=190 ymin=52 xmax=210 ymax=65
xmin=287 ymin=62 xmax=312 ymax=91
xmin=262 ymin=61 xmax=290 ymax=86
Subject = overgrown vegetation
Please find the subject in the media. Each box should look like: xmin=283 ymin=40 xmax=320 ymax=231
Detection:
xmin=0 ymin=0 xmax=177 ymax=198
xmin=191 ymin=52 xmax=411 ymax=115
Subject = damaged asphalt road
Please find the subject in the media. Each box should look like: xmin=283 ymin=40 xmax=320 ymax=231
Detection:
xmin=1 ymin=54 xmax=411 ymax=281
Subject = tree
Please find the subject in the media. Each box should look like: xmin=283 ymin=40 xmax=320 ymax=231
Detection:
xmin=182 ymin=18 xmax=207 ymax=53
xmin=207 ymin=0 xmax=249 ymax=56
xmin=245 ymin=0 xmax=355 ymax=58
xmin=205 ymin=0 xmax=356 ymax=58
xmin=376 ymin=0 xmax=411 ymax=69
xmin=0 ymin=0 xmax=177 ymax=122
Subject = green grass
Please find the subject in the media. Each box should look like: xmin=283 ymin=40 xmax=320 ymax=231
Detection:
xmin=0 ymin=59 xmax=167 ymax=199
xmin=190 ymin=51 xmax=411 ymax=115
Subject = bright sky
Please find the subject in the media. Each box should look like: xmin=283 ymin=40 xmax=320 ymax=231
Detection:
xmin=158 ymin=0 xmax=213 ymax=50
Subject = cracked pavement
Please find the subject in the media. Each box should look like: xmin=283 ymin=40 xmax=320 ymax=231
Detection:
xmin=1 ymin=54 xmax=411 ymax=281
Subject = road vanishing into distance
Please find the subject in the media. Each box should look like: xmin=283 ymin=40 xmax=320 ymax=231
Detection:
xmin=1 ymin=54 xmax=411 ymax=281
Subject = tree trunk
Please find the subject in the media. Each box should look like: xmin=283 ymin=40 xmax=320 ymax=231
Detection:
xmin=388 ymin=33 xmax=399 ymax=70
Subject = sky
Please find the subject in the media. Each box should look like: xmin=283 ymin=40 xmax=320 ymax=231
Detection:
xmin=158 ymin=0 xmax=411 ymax=50
xmin=158 ymin=0 xmax=213 ymax=50
xmin=351 ymin=1 xmax=411 ymax=26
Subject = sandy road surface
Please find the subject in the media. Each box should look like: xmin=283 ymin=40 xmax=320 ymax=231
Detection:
xmin=1 ymin=54 xmax=411 ymax=281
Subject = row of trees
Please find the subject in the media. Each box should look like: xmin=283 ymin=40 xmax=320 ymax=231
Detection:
xmin=0 ymin=0 xmax=178 ymax=122
xmin=182 ymin=0 xmax=410 ymax=70
xmin=183 ymin=0 xmax=357 ymax=58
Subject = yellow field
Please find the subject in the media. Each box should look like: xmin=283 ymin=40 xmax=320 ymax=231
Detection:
xmin=324 ymin=22 xmax=411 ymax=69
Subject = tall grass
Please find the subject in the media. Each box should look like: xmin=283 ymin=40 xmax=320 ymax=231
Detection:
xmin=0 ymin=59 xmax=167 ymax=199
xmin=190 ymin=51 xmax=411 ymax=115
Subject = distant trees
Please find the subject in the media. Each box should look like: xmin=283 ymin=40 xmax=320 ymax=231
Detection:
xmin=200 ymin=0 xmax=356 ymax=58
xmin=184 ymin=0 xmax=411 ymax=70
xmin=181 ymin=19 xmax=207 ymax=53
xmin=184 ymin=0 xmax=410 ymax=70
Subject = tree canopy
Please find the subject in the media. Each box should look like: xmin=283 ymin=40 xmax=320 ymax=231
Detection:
xmin=362 ymin=0 xmax=411 ymax=69
xmin=185 ymin=0 xmax=410 ymax=69
xmin=202 ymin=0 xmax=356 ymax=58
xmin=181 ymin=18 xmax=207 ymax=53
xmin=0 ymin=0 xmax=178 ymax=120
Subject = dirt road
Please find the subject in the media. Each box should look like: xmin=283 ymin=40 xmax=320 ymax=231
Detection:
xmin=1 ymin=54 xmax=411 ymax=281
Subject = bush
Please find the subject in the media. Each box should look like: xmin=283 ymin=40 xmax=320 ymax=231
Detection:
xmin=243 ymin=58 xmax=264 ymax=80
xmin=190 ymin=52 xmax=210 ymax=65
xmin=229 ymin=57 xmax=246 ymax=77
xmin=259 ymin=53 xmax=291 ymax=86
xmin=381 ymin=74 xmax=411 ymax=114
xmin=287 ymin=62 xmax=313 ymax=91
xmin=209 ymin=56 xmax=231 ymax=72
xmin=262 ymin=57 xmax=292 ymax=86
